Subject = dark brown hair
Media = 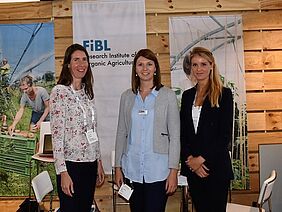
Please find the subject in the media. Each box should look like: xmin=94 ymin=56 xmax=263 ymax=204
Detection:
xmin=57 ymin=43 xmax=94 ymax=99
xmin=131 ymin=49 xmax=162 ymax=94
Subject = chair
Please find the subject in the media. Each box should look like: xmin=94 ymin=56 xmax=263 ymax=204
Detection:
xmin=29 ymin=122 xmax=55 ymax=206
xmin=110 ymin=150 xmax=129 ymax=212
xmin=31 ymin=170 xmax=58 ymax=212
xmin=32 ymin=170 xmax=100 ymax=212
xmin=227 ymin=169 xmax=277 ymax=212
xmin=178 ymin=174 xmax=191 ymax=212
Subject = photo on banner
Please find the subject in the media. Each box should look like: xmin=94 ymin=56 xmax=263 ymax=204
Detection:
xmin=73 ymin=0 xmax=146 ymax=173
xmin=0 ymin=22 xmax=55 ymax=196
xmin=169 ymin=15 xmax=249 ymax=189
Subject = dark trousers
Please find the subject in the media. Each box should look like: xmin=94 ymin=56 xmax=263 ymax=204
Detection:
xmin=56 ymin=160 xmax=97 ymax=212
xmin=188 ymin=175 xmax=230 ymax=212
xmin=126 ymin=178 xmax=168 ymax=212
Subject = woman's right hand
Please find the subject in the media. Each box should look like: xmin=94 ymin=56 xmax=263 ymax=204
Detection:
xmin=114 ymin=167 xmax=124 ymax=188
xmin=195 ymin=164 xmax=209 ymax=178
xmin=61 ymin=171 xmax=74 ymax=197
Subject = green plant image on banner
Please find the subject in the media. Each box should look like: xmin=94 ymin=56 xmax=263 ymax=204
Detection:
xmin=0 ymin=22 xmax=56 ymax=196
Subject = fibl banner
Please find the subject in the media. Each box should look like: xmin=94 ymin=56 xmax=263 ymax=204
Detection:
xmin=73 ymin=0 xmax=146 ymax=173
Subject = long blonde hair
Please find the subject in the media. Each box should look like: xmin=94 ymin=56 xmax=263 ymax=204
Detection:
xmin=186 ymin=47 xmax=223 ymax=107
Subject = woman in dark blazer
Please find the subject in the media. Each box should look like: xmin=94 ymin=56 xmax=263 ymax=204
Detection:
xmin=180 ymin=47 xmax=234 ymax=212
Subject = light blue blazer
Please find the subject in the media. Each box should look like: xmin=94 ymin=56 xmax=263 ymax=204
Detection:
xmin=115 ymin=86 xmax=180 ymax=169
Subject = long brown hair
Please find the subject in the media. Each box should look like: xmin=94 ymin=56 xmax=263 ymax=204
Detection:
xmin=131 ymin=49 xmax=163 ymax=94
xmin=185 ymin=47 xmax=223 ymax=107
xmin=57 ymin=43 xmax=94 ymax=99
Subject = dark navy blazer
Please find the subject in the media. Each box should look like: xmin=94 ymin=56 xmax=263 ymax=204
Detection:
xmin=180 ymin=86 xmax=234 ymax=181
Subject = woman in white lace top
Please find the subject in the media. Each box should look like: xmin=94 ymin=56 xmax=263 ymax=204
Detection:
xmin=50 ymin=43 xmax=105 ymax=212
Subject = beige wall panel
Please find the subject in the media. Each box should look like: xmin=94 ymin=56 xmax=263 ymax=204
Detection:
xmin=147 ymin=34 xmax=169 ymax=54
xmin=259 ymin=0 xmax=282 ymax=10
xmin=244 ymin=30 xmax=282 ymax=50
xmin=0 ymin=2 xmax=52 ymax=21
xmin=157 ymin=53 xmax=170 ymax=73
xmin=246 ymin=92 xmax=282 ymax=111
xmin=263 ymin=72 xmax=282 ymax=90
xmin=265 ymin=112 xmax=282 ymax=130
xmin=146 ymin=14 xmax=169 ymax=34
xmin=243 ymin=10 xmax=282 ymax=30
xmin=243 ymin=31 xmax=262 ymax=50
xmin=54 ymin=37 xmax=73 ymax=57
xmin=244 ymin=52 xmax=263 ymax=70
xmin=260 ymin=51 xmax=282 ymax=70
xmin=247 ymin=112 xmax=265 ymax=131
xmin=160 ymin=68 xmax=170 ymax=75
xmin=248 ymin=152 xmax=259 ymax=172
xmin=249 ymin=172 xmax=259 ymax=192
xmin=245 ymin=51 xmax=282 ymax=70
xmin=248 ymin=132 xmax=282 ymax=151
xmin=0 ymin=2 xmax=51 ymax=20
xmin=262 ymin=30 xmax=282 ymax=50
xmin=246 ymin=72 xmax=282 ymax=91
xmin=245 ymin=72 xmax=263 ymax=91
xmin=54 ymin=18 xmax=72 ymax=38
xmin=145 ymin=0 xmax=259 ymax=13
xmin=52 ymin=0 xmax=72 ymax=18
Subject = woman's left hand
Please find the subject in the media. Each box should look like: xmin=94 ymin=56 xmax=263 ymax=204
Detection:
xmin=165 ymin=169 xmax=178 ymax=195
xmin=96 ymin=160 xmax=105 ymax=187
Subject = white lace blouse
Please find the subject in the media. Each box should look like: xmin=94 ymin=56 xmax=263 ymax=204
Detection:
xmin=50 ymin=84 xmax=101 ymax=174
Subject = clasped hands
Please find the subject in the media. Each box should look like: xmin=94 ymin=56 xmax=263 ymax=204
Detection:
xmin=186 ymin=155 xmax=209 ymax=178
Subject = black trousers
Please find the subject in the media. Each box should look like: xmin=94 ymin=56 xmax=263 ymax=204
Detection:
xmin=188 ymin=175 xmax=230 ymax=212
xmin=126 ymin=178 xmax=168 ymax=212
xmin=56 ymin=160 xmax=97 ymax=212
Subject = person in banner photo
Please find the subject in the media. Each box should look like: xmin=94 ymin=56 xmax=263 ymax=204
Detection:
xmin=50 ymin=44 xmax=105 ymax=212
xmin=8 ymin=75 xmax=50 ymax=135
xmin=180 ymin=47 xmax=234 ymax=212
xmin=0 ymin=58 xmax=10 ymax=85
xmin=114 ymin=49 xmax=180 ymax=212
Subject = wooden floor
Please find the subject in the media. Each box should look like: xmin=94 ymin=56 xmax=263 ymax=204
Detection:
xmin=0 ymin=175 xmax=258 ymax=212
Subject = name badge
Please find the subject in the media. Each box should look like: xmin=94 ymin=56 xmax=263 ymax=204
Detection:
xmin=118 ymin=183 xmax=133 ymax=201
xmin=85 ymin=129 xmax=98 ymax=144
xmin=138 ymin=109 xmax=148 ymax=115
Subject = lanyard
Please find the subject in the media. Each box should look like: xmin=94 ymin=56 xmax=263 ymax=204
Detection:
xmin=70 ymin=85 xmax=95 ymax=130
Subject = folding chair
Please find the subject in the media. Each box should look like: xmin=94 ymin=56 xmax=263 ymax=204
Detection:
xmin=32 ymin=171 xmax=99 ymax=212
xmin=227 ymin=169 xmax=277 ymax=212
xmin=31 ymin=170 xmax=59 ymax=212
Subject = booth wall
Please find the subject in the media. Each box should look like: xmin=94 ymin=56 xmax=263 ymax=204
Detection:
xmin=1 ymin=0 xmax=282 ymax=194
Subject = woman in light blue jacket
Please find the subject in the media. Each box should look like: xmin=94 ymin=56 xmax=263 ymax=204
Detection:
xmin=115 ymin=49 xmax=180 ymax=212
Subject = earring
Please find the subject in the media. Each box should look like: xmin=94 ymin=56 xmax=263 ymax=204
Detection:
xmin=67 ymin=64 xmax=70 ymax=68
xmin=154 ymin=72 xmax=156 ymax=76
xmin=135 ymin=74 xmax=138 ymax=77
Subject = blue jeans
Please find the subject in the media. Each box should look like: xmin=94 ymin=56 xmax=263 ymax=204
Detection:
xmin=30 ymin=111 xmax=50 ymax=125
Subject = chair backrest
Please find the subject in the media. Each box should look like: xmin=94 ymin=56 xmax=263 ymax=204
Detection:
xmin=31 ymin=171 xmax=53 ymax=203
xmin=111 ymin=150 xmax=115 ymax=168
xmin=257 ymin=169 xmax=277 ymax=206
xmin=38 ymin=121 xmax=52 ymax=154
